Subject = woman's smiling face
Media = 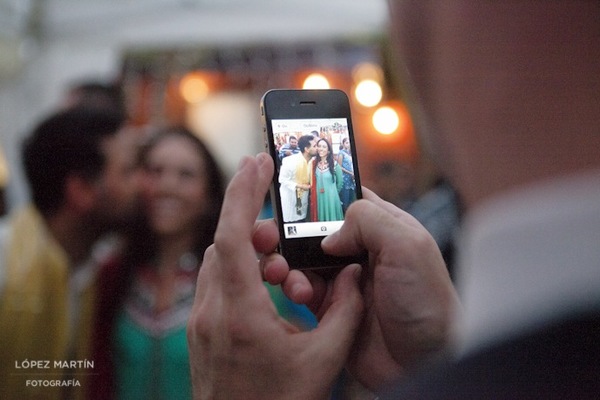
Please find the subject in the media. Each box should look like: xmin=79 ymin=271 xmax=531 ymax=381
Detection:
xmin=141 ymin=135 xmax=208 ymax=238
xmin=317 ymin=140 xmax=329 ymax=159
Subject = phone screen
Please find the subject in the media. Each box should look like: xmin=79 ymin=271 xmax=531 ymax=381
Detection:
xmin=271 ymin=116 xmax=358 ymax=240
xmin=262 ymin=89 xmax=364 ymax=269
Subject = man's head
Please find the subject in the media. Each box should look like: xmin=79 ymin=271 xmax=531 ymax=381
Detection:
xmin=288 ymin=136 xmax=298 ymax=149
xmin=298 ymin=134 xmax=316 ymax=156
xmin=22 ymin=107 xmax=140 ymax=230
xmin=62 ymin=81 xmax=127 ymax=121
xmin=388 ymin=1 xmax=600 ymax=209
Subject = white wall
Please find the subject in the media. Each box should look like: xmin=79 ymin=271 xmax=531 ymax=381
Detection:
xmin=0 ymin=0 xmax=388 ymax=210
xmin=0 ymin=39 xmax=121 ymax=208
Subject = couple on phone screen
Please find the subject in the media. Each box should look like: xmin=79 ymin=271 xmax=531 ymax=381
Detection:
xmin=279 ymin=134 xmax=347 ymax=224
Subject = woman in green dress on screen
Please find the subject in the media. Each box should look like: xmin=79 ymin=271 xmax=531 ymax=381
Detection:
xmin=310 ymin=138 xmax=344 ymax=222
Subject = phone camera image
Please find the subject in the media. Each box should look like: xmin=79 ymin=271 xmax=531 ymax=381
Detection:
xmin=261 ymin=89 xmax=365 ymax=269
xmin=272 ymin=118 xmax=356 ymax=237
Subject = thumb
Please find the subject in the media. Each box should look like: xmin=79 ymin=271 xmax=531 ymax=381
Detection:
xmin=321 ymin=198 xmax=393 ymax=257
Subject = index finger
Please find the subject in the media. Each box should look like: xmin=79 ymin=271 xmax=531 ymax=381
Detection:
xmin=211 ymin=153 xmax=274 ymax=281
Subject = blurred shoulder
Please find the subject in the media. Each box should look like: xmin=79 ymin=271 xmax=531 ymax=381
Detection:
xmin=0 ymin=215 xmax=11 ymax=294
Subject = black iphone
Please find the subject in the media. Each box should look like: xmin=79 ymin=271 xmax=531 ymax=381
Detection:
xmin=261 ymin=89 xmax=366 ymax=270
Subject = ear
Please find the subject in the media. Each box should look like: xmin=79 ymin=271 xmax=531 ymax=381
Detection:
xmin=64 ymin=174 xmax=99 ymax=214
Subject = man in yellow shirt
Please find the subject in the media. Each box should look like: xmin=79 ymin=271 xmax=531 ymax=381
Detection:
xmin=0 ymin=106 xmax=140 ymax=400
xmin=278 ymin=134 xmax=317 ymax=223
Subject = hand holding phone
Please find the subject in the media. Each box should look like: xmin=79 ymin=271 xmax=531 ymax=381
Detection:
xmin=261 ymin=89 xmax=366 ymax=270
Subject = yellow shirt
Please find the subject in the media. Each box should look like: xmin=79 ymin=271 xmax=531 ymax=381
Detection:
xmin=0 ymin=206 xmax=97 ymax=400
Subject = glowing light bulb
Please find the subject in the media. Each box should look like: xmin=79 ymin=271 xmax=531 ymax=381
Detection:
xmin=352 ymin=62 xmax=383 ymax=83
xmin=302 ymin=73 xmax=330 ymax=89
xmin=354 ymin=79 xmax=383 ymax=107
xmin=180 ymin=74 xmax=209 ymax=103
xmin=372 ymin=106 xmax=399 ymax=135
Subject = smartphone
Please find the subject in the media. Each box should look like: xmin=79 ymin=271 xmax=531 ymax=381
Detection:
xmin=261 ymin=89 xmax=366 ymax=270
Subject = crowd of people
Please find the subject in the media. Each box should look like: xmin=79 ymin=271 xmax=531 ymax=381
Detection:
xmin=278 ymin=133 xmax=356 ymax=224
xmin=0 ymin=81 xmax=326 ymax=400
xmin=0 ymin=1 xmax=599 ymax=399
xmin=0 ymin=81 xmax=318 ymax=399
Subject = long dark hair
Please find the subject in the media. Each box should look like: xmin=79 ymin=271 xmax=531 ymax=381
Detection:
xmin=124 ymin=126 xmax=225 ymax=269
xmin=91 ymin=127 xmax=224 ymax=396
xmin=316 ymin=138 xmax=336 ymax=184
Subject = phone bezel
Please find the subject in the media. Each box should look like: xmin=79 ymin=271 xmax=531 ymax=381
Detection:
xmin=261 ymin=89 xmax=366 ymax=269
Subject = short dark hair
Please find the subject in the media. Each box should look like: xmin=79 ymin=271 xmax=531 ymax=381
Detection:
xmin=22 ymin=107 xmax=126 ymax=216
xmin=298 ymin=135 xmax=315 ymax=153
xmin=66 ymin=81 xmax=127 ymax=120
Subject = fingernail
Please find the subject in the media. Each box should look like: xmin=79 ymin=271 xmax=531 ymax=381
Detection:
xmin=237 ymin=156 xmax=250 ymax=170
xmin=292 ymin=283 xmax=303 ymax=298
xmin=353 ymin=264 xmax=362 ymax=282
xmin=256 ymin=152 xmax=270 ymax=166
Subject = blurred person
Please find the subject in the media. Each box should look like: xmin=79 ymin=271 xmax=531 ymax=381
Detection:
xmin=370 ymin=160 xmax=414 ymax=207
xmin=278 ymin=135 xmax=299 ymax=161
xmin=309 ymin=138 xmax=343 ymax=222
xmin=0 ymin=107 xmax=139 ymax=400
xmin=278 ymin=134 xmax=316 ymax=222
xmin=186 ymin=1 xmax=600 ymax=399
xmin=396 ymin=157 xmax=461 ymax=276
xmin=92 ymin=127 xmax=225 ymax=400
xmin=337 ymin=137 xmax=356 ymax=214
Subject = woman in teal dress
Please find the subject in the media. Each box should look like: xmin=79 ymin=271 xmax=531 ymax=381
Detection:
xmin=310 ymin=138 xmax=344 ymax=222
xmin=92 ymin=127 xmax=225 ymax=400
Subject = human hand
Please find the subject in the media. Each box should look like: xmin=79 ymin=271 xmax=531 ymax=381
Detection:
xmin=267 ymin=188 xmax=459 ymax=391
xmin=187 ymin=153 xmax=365 ymax=400
xmin=325 ymin=188 xmax=459 ymax=389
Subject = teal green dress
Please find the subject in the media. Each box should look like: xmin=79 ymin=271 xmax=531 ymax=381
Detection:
xmin=113 ymin=267 xmax=195 ymax=400
xmin=314 ymin=163 xmax=344 ymax=222
xmin=112 ymin=265 xmax=316 ymax=400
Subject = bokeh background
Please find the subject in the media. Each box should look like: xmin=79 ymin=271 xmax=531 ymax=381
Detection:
xmin=0 ymin=0 xmax=432 ymax=215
